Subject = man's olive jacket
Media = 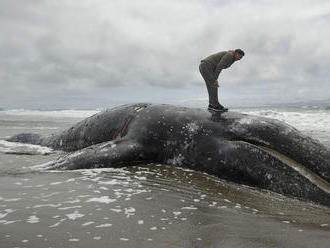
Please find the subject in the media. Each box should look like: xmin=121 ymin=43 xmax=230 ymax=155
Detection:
xmin=202 ymin=51 xmax=235 ymax=80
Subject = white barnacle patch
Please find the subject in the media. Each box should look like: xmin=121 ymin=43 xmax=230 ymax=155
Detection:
xmin=167 ymin=153 xmax=185 ymax=166
xmin=266 ymin=173 xmax=273 ymax=180
xmin=279 ymin=124 xmax=296 ymax=135
xmin=127 ymin=145 xmax=137 ymax=152
xmin=229 ymin=123 xmax=248 ymax=135
xmin=238 ymin=117 xmax=255 ymax=125
xmin=166 ymin=140 xmax=177 ymax=146
xmin=100 ymin=148 xmax=108 ymax=153
xmin=134 ymin=106 xmax=146 ymax=112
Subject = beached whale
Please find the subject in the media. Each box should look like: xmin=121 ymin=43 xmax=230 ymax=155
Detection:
xmin=7 ymin=103 xmax=330 ymax=206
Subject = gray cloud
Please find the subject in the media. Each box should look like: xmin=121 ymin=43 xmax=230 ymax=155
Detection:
xmin=0 ymin=0 xmax=330 ymax=109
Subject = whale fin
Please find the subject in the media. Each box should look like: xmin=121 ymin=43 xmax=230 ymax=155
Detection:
xmin=37 ymin=139 xmax=147 ymax=170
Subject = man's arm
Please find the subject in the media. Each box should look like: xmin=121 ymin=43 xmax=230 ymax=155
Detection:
xmin=214 ymin=53 xmax=234 ymax=80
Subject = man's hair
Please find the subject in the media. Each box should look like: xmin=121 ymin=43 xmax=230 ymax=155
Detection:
xmin=235 ymin=49 xmax=245 ymax=56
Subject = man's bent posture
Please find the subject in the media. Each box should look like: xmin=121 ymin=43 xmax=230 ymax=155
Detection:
xmin=199 ymin=49 xmax=244 ymax=112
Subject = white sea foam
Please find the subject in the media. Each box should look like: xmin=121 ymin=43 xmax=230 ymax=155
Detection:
xmin=66 ymin=210 xmax=84 ymax=220
xmin=82 ymin=221 xmax=95 ymax=226
xmin=32 ymin=204 xmax=62 ymax=208
xmin=49 ymin=222 xmax=61 ymax=228
xmin=238 ymin=107 xmax=330 ymax=146
xmin=85 ymin=196 xmax=116 ymax=204
xmin=95 ymin=223 xmax=112 ymax=228
xmin=124 ymin=207 xmax=136 ymax=217
xmin=58 ymin=206 xmax=82 ymax=210
xmin=0 ymin=140 xmax=54 ymax=155
xmin=3 ymin=198 xmax=21 ymax=202
xmin=0 ymin=109 xmax=100 ymax=118
xmin=69 ymin=238 xmax=80 ymax=242
xmin=0 ymin=209 xmax=15 ymax=219
xmin=27 ymin=215 xmax=40 ymax=224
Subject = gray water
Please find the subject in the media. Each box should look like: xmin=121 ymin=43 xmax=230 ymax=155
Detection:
xmin=0 ymin=107 xmax=329 ymax=248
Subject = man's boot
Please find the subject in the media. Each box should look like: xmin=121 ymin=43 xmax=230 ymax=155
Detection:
xmin=208 ymin=104 xmax=228 ymax=112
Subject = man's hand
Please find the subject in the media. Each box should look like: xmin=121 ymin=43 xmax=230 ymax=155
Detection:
xmin=214 ymin=80 xmax=219 ymax=87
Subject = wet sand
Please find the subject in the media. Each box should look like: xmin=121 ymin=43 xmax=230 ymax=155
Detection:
xmin=1 ymin=108 xmax=329 ymax=247
xmin=0 ymin=160 xmax=329 ymax=248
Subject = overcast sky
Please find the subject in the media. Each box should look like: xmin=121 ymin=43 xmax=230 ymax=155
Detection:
xmin=1 ymin=0 xmax=330 ymax=109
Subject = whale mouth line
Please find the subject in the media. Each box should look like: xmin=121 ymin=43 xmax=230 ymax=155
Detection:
xmin=258 ymin=145 xmax=330 ymax=194
xmin=238 ymin=139 xmax=330 ymax=194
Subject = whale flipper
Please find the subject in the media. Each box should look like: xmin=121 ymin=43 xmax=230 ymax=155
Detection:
xmin=40 ymin=139 xmax=147 ymax=170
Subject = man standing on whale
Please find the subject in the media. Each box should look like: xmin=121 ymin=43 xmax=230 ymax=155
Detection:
xmin=199 ymin=49 xmax=245 ymax=112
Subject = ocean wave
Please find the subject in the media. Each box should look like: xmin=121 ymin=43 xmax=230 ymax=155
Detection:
xmin=0 ymin=140 xmax=54 ymax=155
xmin=240 ymin=109 xmax=330 ymax=147
xmin=0 ymin=109 xmax=100 ymax=118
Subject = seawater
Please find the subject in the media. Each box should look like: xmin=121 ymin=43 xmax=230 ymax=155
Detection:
xmin=0 ymin=106 xmax=329 ymax=248
xmin=238 ymin=106 xmax=330 ymax=147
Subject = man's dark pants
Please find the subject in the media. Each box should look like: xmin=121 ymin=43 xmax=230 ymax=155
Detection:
xmin=199 ymin=61 xmax=220 ymax=107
